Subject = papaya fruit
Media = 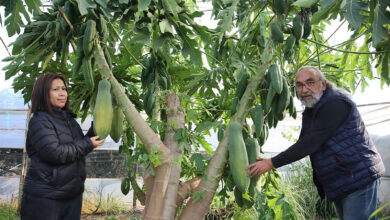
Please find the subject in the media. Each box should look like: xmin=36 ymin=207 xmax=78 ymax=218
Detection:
xmin=250 ymin=105 xmax=264 ymax=138
xmin=265 ymin=84 xmax=276 ymax=113
xmin=292 ymin=15 xmax=304 ymax=41
xmin=231 ymin=97 xmax=238 ymax=115
xmin=82 ymin=56 xmax=94 ymax=90
xmin=83 ymin=20 xmax=96 ymax=56
xmin=93 ymin=79 xmax=113 ymax=139
xmin=72 ymin=36 xmax=84 ymax=78
xmin=270 ymin=22 xmax=284 ymax=44
xmin=228 ymin=121 xmax=250 ymax=194
xmin=236 ymin=72 xmax=249 ymax=99
xmin=273 ymin=0 xmax=287 ymax=15
xmin=110 ymin=103 xmax=124 ymax=143
xmin=269 ymin=64 xmax=283 ymax=94
xmin=277 ymin=77 xmax=290 ymax=113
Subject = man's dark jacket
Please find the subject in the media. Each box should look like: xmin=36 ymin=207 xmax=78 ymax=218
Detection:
xmin=303 ymin=89 xmax=385 ymax=200
xmin=23 ymin=109 xmax=94 ymax=199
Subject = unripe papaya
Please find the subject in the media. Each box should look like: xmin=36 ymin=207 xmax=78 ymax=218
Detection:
xmin=265 ymin=84 xmax=276 ymax=113
xmin=270 ymin=22 xmax=284 ymax=44
xmin=110 ymin=103 xmax=124 ymax=143
xmin=83 ymin=20 xmax=96 ymax=56
xmin=231 ymin=97 xmax=238 ymax=115
xmin=273 ymin=0 xmax=287 ymax=15
xmin=292 ymin=15 xmax=304 ymax=41
xmin=228 ymin=121 xmax=250 ymax=194
xmin=72 ymin=37 xmax=84 ymax=78
xmin=93 ymin=79 xmax=113 ymax=139
xmin=269 ymin=64 xmax=283 ymax=94
xmin=82 ymin=56 xmax=94 ymax=90
xmin=250 ymin=105 xmax=264 ymax=138
xmin=236 ymin=72 xmax=249 ymax=99
xmin=277 ymin=78 xmax=290 ymax=113
xmin=284 ymin=35 xmax=296 ymax=52
xmin=303 ymin=19 xmax=312 ymax=39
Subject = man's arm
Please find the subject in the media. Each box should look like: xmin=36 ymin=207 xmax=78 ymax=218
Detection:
xmin=271 ymin=99 xmax=351 ymax=168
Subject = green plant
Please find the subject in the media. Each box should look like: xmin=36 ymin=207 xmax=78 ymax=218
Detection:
xmin=0 ymin=201 xmax=19 ymax=220
xmin=280 ymin=159 xmax=337 ymax=220
xmin=82 ymin=184 xmax=130 ymax=215
xmin=370 ymin=201 xmax=390 ymax=220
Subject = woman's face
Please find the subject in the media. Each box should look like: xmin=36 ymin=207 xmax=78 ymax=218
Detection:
xmin=49 ymin=78 xmax=68 ymax=109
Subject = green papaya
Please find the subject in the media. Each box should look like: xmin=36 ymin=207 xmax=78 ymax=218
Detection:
xmin=270 ymin=22 xmax=284 ymax=44
xmin=93 ymin=79 xmax=113 ymax=139
xmin=269 ymin=64 xmax=283 ymax=94
xmin=236 ymin=72 xmax=249 ymax=99
xmin=250 ymin=105 xmax=264 ymax=138
xmin=82 ymin=56 xmax=94 ymax=90
xmin=292 ymin=15 xmax=304 ymax=41
xmin=83 ymin=20 xmax=96 ymax=56
xmin=229 ymin=121 xmax=250 ymax=194
xmin=110 ymin=103 xmax=124 ymax=143
xmin=273 ymin=0 xmax=287 ymax=15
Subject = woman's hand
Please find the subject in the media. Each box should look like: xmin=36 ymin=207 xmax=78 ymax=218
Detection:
xmin=90 ymin=136 xmax=105 ymax=148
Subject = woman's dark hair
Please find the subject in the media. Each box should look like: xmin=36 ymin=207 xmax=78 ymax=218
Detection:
xmin=31 ymin=73 xmax=73 ymax=116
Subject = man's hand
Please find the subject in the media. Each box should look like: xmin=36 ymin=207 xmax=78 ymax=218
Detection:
xmin=90 ymin=136 xmax=105 ymax=148
xmin=246 ymin=158 xmax=274 ymax=178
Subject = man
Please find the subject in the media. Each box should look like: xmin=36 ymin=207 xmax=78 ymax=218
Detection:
xmin=247 ymin=66 xmax=385 ymax=220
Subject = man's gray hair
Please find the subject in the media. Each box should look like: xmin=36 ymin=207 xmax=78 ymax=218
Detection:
xmin=297 ymin=66 xmax=351 ymax=97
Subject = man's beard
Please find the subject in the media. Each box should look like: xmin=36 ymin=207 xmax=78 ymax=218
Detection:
xmin=299 ymin=85 xmax=323 ymax=108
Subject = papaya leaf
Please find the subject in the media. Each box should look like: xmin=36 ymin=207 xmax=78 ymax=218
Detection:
xmin=372 ymin=0 xmax=390 ymax=48
xmin=162 ymin=0 xmax=181 ymax=18
xmin=190 ymin=153 xmax=206 ymax=173
xmin=3 ymin=0 xmax=29 ymax=37
xmin=192 ymin=190 xmax=207 ymax=203
xmin=310 ymin=0 xmax=343 ymax=25
xmin=138 ymin=0 xmax=151 ymax=12
xmin=343 ymin=0 xmax=368 ymax=30
xmin=95 ymin=0 xmax=107 ymax=8
xmin=292 ymin=0 xmax=320 ymax=8
xmin=76 ymin=0 xmax=97 ymax=16
xmin=159 ymin=19 xmax=173 ymax=34
xmin=195 ymin=121 xmax=215 ymax=133
xmin=25 ymin=0 xmax=42 ymax=16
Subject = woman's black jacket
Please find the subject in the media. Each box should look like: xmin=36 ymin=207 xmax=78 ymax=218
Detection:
xmin=23 ymin=109 xmax=95 ymax=199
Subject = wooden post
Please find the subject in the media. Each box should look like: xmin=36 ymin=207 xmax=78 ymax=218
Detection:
xmin=18 ymin=106 xmax=31 ymax=211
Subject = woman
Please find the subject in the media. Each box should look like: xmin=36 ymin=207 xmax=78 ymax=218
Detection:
xmin=21 ymin=73 xmax=104 ymax=219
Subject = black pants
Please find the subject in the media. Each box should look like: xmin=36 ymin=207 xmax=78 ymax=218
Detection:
xmin=20 ymin=193 xmax=83 ymax=220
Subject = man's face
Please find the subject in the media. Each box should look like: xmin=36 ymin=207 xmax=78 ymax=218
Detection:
xmin=295 ymin=69 xmax=327 ymax=108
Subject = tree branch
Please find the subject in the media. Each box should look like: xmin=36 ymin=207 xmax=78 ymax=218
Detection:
xmin=304 ymin=38 xmax=390 ymax=55
xmin=54 ymin=3 xmax=76 ymax=34
xmin=0 ymin=36 xmax=11 ymax=56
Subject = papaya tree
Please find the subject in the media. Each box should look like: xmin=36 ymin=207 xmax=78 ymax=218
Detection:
xmin=1 ymin=0 xmax=390 ymax=219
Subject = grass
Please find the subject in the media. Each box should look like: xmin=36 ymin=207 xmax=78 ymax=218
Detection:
xmin=279 ymin=159 xmax=337 ymax=220
xmin=82 ymin=186 xmax=132 ymax=215
xmin=0 ymin=200 xmax=19 ymax=220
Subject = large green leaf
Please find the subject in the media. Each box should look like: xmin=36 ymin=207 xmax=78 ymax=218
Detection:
xmin=162 ymin=0 xmax=181 ymax=18
xmin=343 ymin=0 xmax=368 ymax=30
xmin=372 ymin=0 xmax=390 ymax=48
xmin=292 ymin=0 xmax=320 ymax=8
xmin=25 ymin=0 xmax=42 ymax=16
xmin=311 ymin=0 xmax=343 ymax=25
xmin=3 ymin=0 xmax=29 ymax=37
xmin=76 ymin=0 xmax=97 ymax=16
xmin=138 ymin=0 xmax=151 ymax=12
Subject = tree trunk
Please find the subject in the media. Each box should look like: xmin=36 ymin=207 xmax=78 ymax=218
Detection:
xmin=161 ymin=93 xmax=185 ymax=220
xmin=94 ymin=44 xmax=172 ymax=219
xmin=179 ymin=47 xmax=273 ymax=219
